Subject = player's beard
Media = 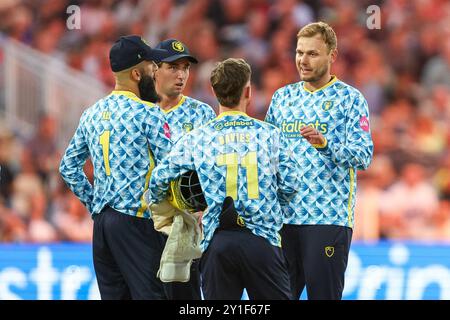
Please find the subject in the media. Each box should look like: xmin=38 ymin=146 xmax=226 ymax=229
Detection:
xmin=139 ymin=74 xmax=160 ymax=103
xmin=301 ymin=63 xmax=328 ymax=83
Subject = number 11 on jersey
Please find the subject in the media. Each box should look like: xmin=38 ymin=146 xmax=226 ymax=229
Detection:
xmin=216 ymin=151 xmax=259 ymax=200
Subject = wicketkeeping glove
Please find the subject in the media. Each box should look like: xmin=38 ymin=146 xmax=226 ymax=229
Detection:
xmin=148 ymin=198 xmax=182 ymax=235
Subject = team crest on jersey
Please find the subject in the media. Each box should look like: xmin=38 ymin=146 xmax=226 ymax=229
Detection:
xmin=321 ymin=100 xmax=334 ymax=111
xmin=172 ymin=41 xmax=185 ymax=52
xmin=325 ymin=246 xmax=334 ymax=257
xmin=183 ymin=122 xmax=193 ymax=132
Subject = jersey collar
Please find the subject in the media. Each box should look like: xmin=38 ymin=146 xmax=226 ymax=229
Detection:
xmin=216 ymin=111 xmax=248 ymax=119
xmin=163 ymin=95 xmax=186 ymax=114
xmin=302 ymin=75 xmax=338 ymax=94
xmin=109 ymin=90 xmax=155 ymax=107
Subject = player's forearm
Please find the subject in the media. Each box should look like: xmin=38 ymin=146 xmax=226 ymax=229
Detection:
xmin=147 ymin=169 xmax=170 ymax=204
xmin=277 ymin=136 xmax=301 ymax=197
xmin=147 ymin=182 xmax=169 ymax=204
xmin=59 ymin=121 xmax=94 ymax=209
xmin=277 ymin=170 xmax=300 ymax=198
xmin=59 ymin=166 xmax=93 ymax=211
xmin=315 ymin=139 xmax=373 ymax=170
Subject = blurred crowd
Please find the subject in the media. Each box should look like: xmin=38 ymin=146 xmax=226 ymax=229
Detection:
xmin=0 ymin=0 xmax=449 ymax=243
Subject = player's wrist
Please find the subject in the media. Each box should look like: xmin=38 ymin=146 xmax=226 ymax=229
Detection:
xmin=312 ymin=137 xmax=328 ymax=149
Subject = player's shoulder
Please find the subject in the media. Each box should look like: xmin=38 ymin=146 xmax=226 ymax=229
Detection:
xmin=184 ymin=96 xmax=215 ymax=112
xmin=274 ymin=82 xmax=302 ymax=97
xmin=127 ymin=95 xmax=158 ymax=111
xmin=252 ymin=117 xmax=280 ymax=132
xmin=243 ymin=117 xmax=284 ymax=148
xmin=80 ymin=96 xmax=108 ymax=120
xmin=333 ymin=79 xmax=365 ymax=99
xmin=108 ymin=90 xmax=159 ymax=111
xmin=269 ymin=82 xmax=303 ymax=109
xmin=196 ymin=114 xmax=220 ymax=132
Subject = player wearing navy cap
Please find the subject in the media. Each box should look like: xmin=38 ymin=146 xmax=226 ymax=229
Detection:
xmin=152 ymin=39 xmax=215 ymax=300
xmin=60 ymin=35 xmax=172 ymax=300
xmin=154 ymin=39 xmax=215 ymax=143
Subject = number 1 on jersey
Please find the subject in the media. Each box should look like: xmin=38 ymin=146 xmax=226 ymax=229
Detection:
xmin=241 ymin=152 xmax=259 ymax=199
xmin=99 ymin=130 xmax=111 ymax=176
xmin=216 ymin=151 xmax=259 ymax=200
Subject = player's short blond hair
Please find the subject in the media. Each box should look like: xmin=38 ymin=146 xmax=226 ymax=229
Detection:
xmin=297 ymin=22 xmax=337 ymax=53
xmin=210 ymin=58 xmax=251 ymax=107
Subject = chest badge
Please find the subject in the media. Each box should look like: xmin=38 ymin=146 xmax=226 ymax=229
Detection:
xmin=321 ymin=100 xmax=334 ymax=111
xmin=183 ymin=122 xmax=193 ymax=133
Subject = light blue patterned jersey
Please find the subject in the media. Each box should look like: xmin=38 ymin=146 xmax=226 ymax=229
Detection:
xmin=147 ymin=111 xmax=300 ymax=251
xmin=265 ymin=77 xmax=374 ymax=228
xmin=59 ymin=90 xmax=172 ymax=218
xmin=163 ymin=95 xmax=216 ymax=143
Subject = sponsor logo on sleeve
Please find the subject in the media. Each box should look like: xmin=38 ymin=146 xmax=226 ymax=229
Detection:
xmin=359 ymin=116 xmax=370 ymax=132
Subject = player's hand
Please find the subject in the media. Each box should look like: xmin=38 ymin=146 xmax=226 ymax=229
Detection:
xmin=191 ymin=211 xmax=204 ymax=233
xmin=300 ymin=126 xmax=326 ymax=146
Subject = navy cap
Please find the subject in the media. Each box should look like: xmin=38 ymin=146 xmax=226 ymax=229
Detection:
xmin=109 ymin=35 xmax=168 ymax=72
xmin=156 ymin=39 xmax=198 ymax=64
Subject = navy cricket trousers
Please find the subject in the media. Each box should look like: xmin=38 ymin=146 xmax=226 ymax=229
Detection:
xmin=93 ymin=207 xmax=166 ymax=300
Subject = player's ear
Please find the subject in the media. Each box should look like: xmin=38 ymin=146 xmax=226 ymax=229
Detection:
xmin=330 ymin=48 xmax=338 ymax=64
xmin=154 ymin=65 xmax=161 ymax=80
xmin=244 ymin=82 xmax=251 ymax=100
xmin=131 ymin=68 xmax=141 ymax=82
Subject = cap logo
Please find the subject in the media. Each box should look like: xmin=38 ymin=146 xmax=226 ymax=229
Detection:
xmin=172 ymin=41 xmax=185 ymax=52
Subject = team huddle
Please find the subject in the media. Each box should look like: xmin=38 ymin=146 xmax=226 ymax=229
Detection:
xmin=60 ymin=22 xmax=373 ymax=300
